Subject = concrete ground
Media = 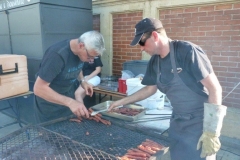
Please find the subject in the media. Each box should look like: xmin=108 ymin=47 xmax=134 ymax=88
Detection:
xmin=1 ymin=93 xmax=240 ymax=160
xmin=1 ymin=112 xmax=239 ymax=160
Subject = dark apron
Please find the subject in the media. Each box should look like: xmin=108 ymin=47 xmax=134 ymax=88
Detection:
xmin=34 ymin=81 xmax=79 ymax=124
xmin=156 ymin=41 xmax=215 ymax=160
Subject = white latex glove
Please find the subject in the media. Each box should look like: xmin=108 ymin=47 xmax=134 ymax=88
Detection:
xmin=197 ymin=103 xmax=227 ymax=158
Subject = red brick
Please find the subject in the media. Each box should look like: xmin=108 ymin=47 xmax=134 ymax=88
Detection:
xmin=191 ymin=21 xmax=207 ymax=26
xmin=161 ymin=19 xmax=171 ymax=24
xmin=228 ymin=67 xmax=240 ymax=72
xmin=224 ymin=9 xmax=240 ymax=15
xmin=206 ymin=21 xmax=223 ymax=26
xmin=213 ymin=66 xmax=228 ymax=72
xmin=184 ymin=17 xmax=198 ymax=23
xmin=223 ymin=31 xmax=240 ymax=36
xmin=212 ymin=56 xmax=229 ymax=61
xmin=233 ymin=3 xmax=240 ymax=9
xmin=191 ymin=31 xmax=206 ymax=36
xmin=159 ymin=15 xmax=165 ymax=19
xmin=159 ymin=10 xmax=171 ymax=15
xmin=229 ymin=57 xmax=240 ymax=62
xmin=206 ymin=31 xmax=222 ymax=36
xmin=232 ymin=25 xmax=240 ymax=30
xmin=199 ymin=6 xmax=214 ymax=12
xmin=215 ymin=4 xmax=233 ymax=10
xmin=165 ymin=14 xmax=180 ymax=19
xmin=212 ymin=46 xmax=230 ymax=52
xmin=215 ymin=15 xmax=231 ymax=21
xmin=233 ymin=15 xmax=240 ymax=19
xmin=220 ymin=62 xmax=238 ymax=67
xmin=230 ymin=46 xmax=240 ymax=52
xmin=207 ymin=10 xmax=223 ymax=16
xmin=215 ymin=25 xmax=232 ymax=30
xmin=227 ymin=77 xmax=240 ymax=83
xmin=213 ymin=36 xmax=231 ymax=41
xmin=199 ymin=16 xmax=214 ymax=21
xmin=131 ymin=48 xmax=141 ymax=52
xmin=192 ymin=12 xmax=207 ymax=17
xmin=171 ymin=18 xmax=184 ymax=23
xmin=231 ymin=36 xmax=240 ymax=40
xmin=224 ymin=19 xmax=240 ymax=25
xmin=199 ymin=26 xmax=215 ymax=31
xmin=179 ymin=13 xmax=192 ymax=18
xmin=184 ymin=7 xmax=199 ymax=13
xmin=176 ymin=32 xmax=191 ymax=36
xmin=185 ymin=26 xmax=198 ymax=32
xmin=171 ymin=8 xmax=184 ymax=14
xmin=221 ymin=51 xmax=239 ymax=56
xmin=219 ymin=71 xmax=236 ymax=77
xmin=236 ymin=74 xmax=240 ymax=79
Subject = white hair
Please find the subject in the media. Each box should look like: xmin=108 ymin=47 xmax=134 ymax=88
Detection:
xmin=78 ymin=31 xmax=105 ymax=55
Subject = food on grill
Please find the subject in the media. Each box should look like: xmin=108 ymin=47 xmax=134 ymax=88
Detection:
xmin=69 ymin=118 xmax=81 ymax=123
xmin=120 ymin=139 xmax=165 ymax=160
xmin=138 ymin=145 xmax=156 ymax=155
xmin=112 ymin=107 xmax=143 ymax=116
xmin=88 ymin=108 xmax=111 ymax=125
xmin=69 ymin=108 xmax=111 ymax=126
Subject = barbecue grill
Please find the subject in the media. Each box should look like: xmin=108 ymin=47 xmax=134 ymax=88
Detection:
xmin=0 ymin=116 xmax=170 ymax=159
xmin=0 ymin=125 xmax=117 ymax=160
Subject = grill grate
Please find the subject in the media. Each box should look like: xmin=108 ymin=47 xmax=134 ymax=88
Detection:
xmin=0 ymin=126 xmax=117 ymax=160
xmin=43 ymin=118 xmax=170 ymax=157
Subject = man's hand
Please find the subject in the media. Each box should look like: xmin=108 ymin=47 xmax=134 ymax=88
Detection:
xmin=81 ymin=81 xmax=93 ymax=96
xmin=108 ymin=100 xmax=124 ymax=111
xmin=197 ymin=132 xmax=221 ymax=158
xmin=196 ymin=103 xmax=227 ymax=158
xmin=68 ymin=99 xmax=89 ymax=118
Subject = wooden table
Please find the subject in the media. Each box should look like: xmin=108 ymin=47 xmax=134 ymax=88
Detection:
xmin=93 ymin=87 xmax=126 ymax=102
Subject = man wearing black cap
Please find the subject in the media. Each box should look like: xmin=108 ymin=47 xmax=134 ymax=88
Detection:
xmin=109 ymin=18 xmax=227 ymax=160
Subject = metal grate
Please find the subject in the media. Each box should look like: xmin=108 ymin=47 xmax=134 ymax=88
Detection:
xmin=43 ymin=117 xmax=170 ymax=157
xmin=0 ymin=126 xmax=117 ymax=160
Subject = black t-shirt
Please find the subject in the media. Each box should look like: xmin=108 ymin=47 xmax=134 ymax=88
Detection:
xmin=37 ymin=39 xmax=84 ymax=93
xmin=82 ymin=57 xmax=103 ymax=77
xmin=142 ymin=40 xmax=213 ymax=97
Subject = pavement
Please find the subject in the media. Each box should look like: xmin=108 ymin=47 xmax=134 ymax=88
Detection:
xmin=1 ymin=111 xmax=240 ymax=160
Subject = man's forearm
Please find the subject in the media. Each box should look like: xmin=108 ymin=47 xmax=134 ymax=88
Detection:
xmin=119 ymin=85 xmax=157 ymax=105
xmin=35 ymin=85 xmax=73 ymax=107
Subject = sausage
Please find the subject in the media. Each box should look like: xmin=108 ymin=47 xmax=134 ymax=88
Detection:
xmin=145 ymin=139 xmax=164 ymax=149
xmin=141 ymin=142 xmax=162 ymax=151
xmin=69 ymin=118 xmax=81 ymax=123
xmin=137 ymin=145 xmax=156 ymax=155
xmin=130 ymin=148 xmax=151 ymax=157
xmin=126 ymin=150 xmax=148 ymax=158
xmin=125 ymin=154 xmax=147 ymax=160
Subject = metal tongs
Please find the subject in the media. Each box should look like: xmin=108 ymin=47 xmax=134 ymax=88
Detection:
xmin=91 ymin=105 xmax=123 ymax=116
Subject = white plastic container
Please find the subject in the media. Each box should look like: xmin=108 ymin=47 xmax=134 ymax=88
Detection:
xmin=147 ymin=98 xmax=165 ymax=110
xmin=126 ymin=78 xmax=165 ymax=109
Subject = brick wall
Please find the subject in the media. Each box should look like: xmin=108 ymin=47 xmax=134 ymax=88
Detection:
xmin=93 ymin=14 xmax=100 ymax=32
xmin=112 ymin=12 xmax=143 ymax=76
xmin=159 ymin=2 xmax=240 ymax=108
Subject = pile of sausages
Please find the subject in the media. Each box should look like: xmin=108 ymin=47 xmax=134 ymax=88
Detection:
xmin=112 ymin=107 xmax=143 ymax=116
xmin=120 ymin=139 xmax=164 ymax=160
xmin=69 ymin=108 xmax=111 ymax=125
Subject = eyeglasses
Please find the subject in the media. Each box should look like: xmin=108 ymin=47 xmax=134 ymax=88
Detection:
xmin=138 ymin=32 xmax=152 ymax=46
xmin=85 ymin=48 xmax=99 ymax=59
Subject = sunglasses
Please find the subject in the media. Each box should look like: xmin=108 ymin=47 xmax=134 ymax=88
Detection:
xmin=138 ymin=32 xmax=152 ymax=46
xmin=85 ymin=48 xmax=99 ymax=59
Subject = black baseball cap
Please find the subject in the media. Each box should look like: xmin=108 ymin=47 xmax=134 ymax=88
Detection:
xmin=130 ymin=18 xmax=163 ymax=46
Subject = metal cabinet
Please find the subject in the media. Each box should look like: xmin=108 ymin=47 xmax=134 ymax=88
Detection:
xmin=0 ymin=0 xmax=92 ymax=81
